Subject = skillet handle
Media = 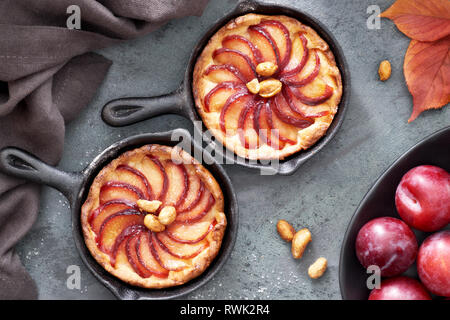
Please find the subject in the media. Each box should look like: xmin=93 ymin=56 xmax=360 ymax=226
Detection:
xmin=102 ymin=88 xmax=186 ymax=127
xmin=0 ymin=147 xmax=82 ymax=204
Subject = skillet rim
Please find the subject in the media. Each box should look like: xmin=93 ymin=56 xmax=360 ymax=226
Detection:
xmin=181 ymin=0 xmax=350 ymax=175
xmin=70 ymin=129 xmax=238 ymax=300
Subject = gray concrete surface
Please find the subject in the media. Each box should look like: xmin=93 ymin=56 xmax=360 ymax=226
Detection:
xmin=16 ymin=0 xmax=450 ymax=299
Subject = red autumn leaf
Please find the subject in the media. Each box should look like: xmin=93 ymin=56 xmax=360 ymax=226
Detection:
xmin=380 ymin=0 xmax=450 ymax=42
xmin=404 ymin=36 xmax=450 ymax=122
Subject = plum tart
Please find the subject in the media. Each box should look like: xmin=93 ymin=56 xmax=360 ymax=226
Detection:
xmin=81 ymin=145 xmax=226 ymax=288
xmin=193 ymin=14 xmax=342 ymax=160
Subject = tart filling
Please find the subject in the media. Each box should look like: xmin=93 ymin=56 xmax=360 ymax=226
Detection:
xmin=81 ymin=145 xmax=226 ymax=288
xmin=193 ymin=14 xmax=342 ymax=160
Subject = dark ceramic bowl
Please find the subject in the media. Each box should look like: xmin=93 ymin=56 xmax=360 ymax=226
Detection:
xmin=339 ymin=126 xmax=450 ymax=300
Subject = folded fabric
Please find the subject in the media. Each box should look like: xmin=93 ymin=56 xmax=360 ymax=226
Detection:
xmin=0 ymin=0 xmax=209 ymax=299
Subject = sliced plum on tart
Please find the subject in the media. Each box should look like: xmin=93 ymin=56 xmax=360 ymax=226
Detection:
xmin=81 ymin=145 xmax=226 ymax=288
xmin=194 ymin=14 xmax=342 ymax=159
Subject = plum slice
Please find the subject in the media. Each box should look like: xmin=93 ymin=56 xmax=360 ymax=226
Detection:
xmin=109 ymin=224 xmax=146 ymax=267
xmin=282 ymin=87 xmax=330 ymax=118
xmin=126 ymin=232 xmax=153 ymax=278
xmin=98 ymin=210 xmax=143 ymax=254
xmin=163 ymin=161 xmax=188 ymax=208
xmin=291 ymin=84 xmax=334 ymax=106
xmin=115 ymin=165 xmax=152 ymax=200
xmin=137 ymin=232 xmax=169 ymax=278
xmin=99 ymin=181 xmax=145 ymax=205
xmin=237 ymin=98 xmax=258 ymax=149
xmin=253 ymin=100 xmax=286 ymax=150
xmin=157 ymin=232 xmax=208 ymax=259
xmin=177 ymin=168 xmax=204 ymax=213
xmin=219 ymin=90 xmax=252 ymax=134
xmin=89 ymin=199 xmax=136 ymax=235
xmin=213 ymin=48 xmax=257 ymax=81
xmin=111 ymin=233 xmax=133 ymax=268
xmin=253 ymin=100 xmax=275 ymax=149
xmin=241 ymin=102 xmax=260 ymax=149
xmin=176 ymin=189 xmax=215 ymax=223
xmin=281 ymin=33 xmax=308 ymax=77
xmin=204 ymin=64 xmax=247 ymax=84
xmin=166 ymin=209 xmax=216 ymax=244
xmin=248 ymin=25 xmax=280 ymax=66
xmin=222 ymin=35 xmax=263 ymax=65
xmin=151 ymin=232 xmax=189 ymax=271
xmin=140 ymin=155 xmax=168 ymax=201
xmin=273 ymin=91 xmax=315 ymax=128
xmin=204 ymin=81 xmax=246 ymax=112
xmin=282 ymin=50 xmax=320 ymax=87
xmin=265 ymin=101 xmax=297 ymax=145
xmin=258 ymin=20 xmax=292 ymax=70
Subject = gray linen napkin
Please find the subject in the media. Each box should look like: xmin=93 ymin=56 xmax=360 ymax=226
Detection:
xmin=0 ymin=0 xmax=209 ymax=299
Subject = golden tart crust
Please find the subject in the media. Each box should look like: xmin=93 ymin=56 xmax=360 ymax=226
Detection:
xmin=193 ymin=14 xmax=342 ymax=160
xmin=81 ymin=144 xmax=226 ymax=289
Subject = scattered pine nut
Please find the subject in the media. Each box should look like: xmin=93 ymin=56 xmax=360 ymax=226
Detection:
xmin=308 ymin=257 xmax=328 ymax=279
xmin=277 ymin=220 xmax=296 ymax=242
xmin=291 ymin=228 xmax=312 ymax=259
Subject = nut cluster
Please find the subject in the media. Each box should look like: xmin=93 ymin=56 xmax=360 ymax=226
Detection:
xmin=276 ymin=219 xmax=327 ymax=279
xmin=137 ymin=199 xmax=177 ymax=232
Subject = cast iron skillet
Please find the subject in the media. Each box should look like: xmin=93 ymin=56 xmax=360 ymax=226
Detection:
xmin=339 ymin=126 xmax=450 ymax=300
xmin=0 ymin=129 xmax=238 ymax=300
xmin=102 ymin=0 xmax=350 ymax=175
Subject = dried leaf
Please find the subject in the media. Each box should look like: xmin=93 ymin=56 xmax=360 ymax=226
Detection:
xmin=404 ymin=36 xmax=450 ymax=122
xmin=381 ymin=0 xmax=450 ymax=42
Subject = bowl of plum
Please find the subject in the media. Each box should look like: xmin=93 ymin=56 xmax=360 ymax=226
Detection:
xmin=339 ymin=126 xmax=450 ymax=300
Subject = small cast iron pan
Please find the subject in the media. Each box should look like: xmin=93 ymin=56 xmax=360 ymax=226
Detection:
xmin=0 ymin=129 xmax=238 ymax=300
xmin=102 ymin=0 xmax=350 ymax=175
xmin=339 ymin=126 xmax=450 ymax=300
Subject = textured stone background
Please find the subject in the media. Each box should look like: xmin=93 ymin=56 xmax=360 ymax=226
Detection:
xmin=16 ymin=0 xmax=450 ymax=299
